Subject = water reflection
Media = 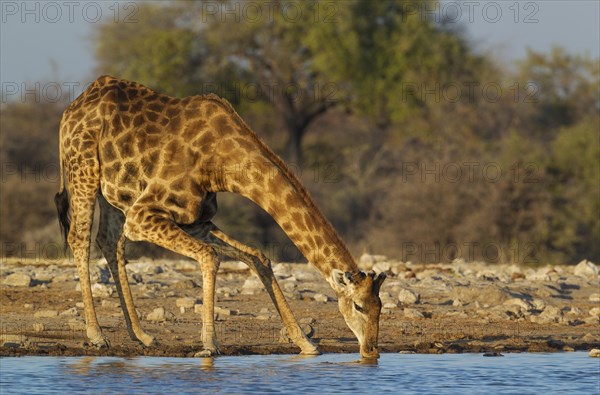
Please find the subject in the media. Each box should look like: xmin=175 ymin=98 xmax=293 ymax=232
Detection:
xmin=68 ymin=356 xmax=96 ymax=375
xmin=354 ymin=357 xmax=379 ymax=366
xmin=61 ymin=353 xmax=378 ymax=389
xmin=3 ymin=353 xmax=597 ymax=395
xmin=200 ymin=357 xmax=214 ymax=372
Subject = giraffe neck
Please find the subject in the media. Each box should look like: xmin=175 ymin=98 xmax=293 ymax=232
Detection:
xmin=226 ymin=151 xmax=358 ymax=281
xmin=202 ymin=98 xmax=359 ymax=282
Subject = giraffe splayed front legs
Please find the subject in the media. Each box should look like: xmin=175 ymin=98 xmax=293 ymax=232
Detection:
xmin=55 ymin=76 xmax=385 ymax=357
xmin=185 ymin=222 xmax=320 ymax=356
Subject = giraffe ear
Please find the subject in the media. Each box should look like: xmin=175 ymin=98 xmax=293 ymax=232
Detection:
xmin=330 ymin=269 xmax=348 ymax=292
xmin=373 ymin=272 xmax=386 ymax=294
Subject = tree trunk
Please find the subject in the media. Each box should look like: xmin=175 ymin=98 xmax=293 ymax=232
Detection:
xmin=284 ymin=124 xmax=304 ymax=166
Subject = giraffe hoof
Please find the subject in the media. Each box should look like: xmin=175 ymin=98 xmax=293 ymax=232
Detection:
xmin=195 ymin=345 xmax=221 ymax=358
xmin=91 ymin=334 xmax=111 ymax=349
xmin=194 ymin=349 xmax=217 ymax=358
xmin=300 ymin=347 xmax=321 ymax=356
xmin=138 ymin=334 xmax=156 ymax=348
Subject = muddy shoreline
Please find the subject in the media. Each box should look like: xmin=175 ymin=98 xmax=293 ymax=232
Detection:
xmin=1 ymin=257 xmax=599 ymax=357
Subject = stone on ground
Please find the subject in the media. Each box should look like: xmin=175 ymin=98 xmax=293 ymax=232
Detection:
xmin=398 ymin=289 xmax=420 ymax=305
xmin=3 ymin=273 xmax=32 ymax=287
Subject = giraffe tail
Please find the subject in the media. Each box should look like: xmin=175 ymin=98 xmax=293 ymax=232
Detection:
xmin=54 ymin=121 xmax=70 ymax=251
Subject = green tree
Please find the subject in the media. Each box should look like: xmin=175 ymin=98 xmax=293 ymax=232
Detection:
xmin=547 ymin=117 xmax=600 ymax=262
xmin=94 ymin=3 xmax=202 ymax=97
xmin=197 ymin=0 xmax=338 ymax=163
xmin=305 ymin=0 xmax=482 ymax=142
xmin=517 ymin=46 xmax=600 ymax=134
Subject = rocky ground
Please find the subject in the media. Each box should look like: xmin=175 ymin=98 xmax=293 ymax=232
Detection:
xmin=1 ymin=255 xmax=599 ymax=357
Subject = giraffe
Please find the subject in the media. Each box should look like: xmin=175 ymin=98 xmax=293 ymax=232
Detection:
xmin=55 ymin=76 xmax=386 ymax=358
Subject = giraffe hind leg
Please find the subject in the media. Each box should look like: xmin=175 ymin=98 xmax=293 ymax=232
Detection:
xmin=96 ymin=194 xmax=155 ymax=347
xmin=67 ymin=164 xmax=109 ymax=348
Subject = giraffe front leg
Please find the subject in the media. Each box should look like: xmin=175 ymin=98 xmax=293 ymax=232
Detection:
xmin=122 ymin=205 xmax=222 ymax=357
xmin=195 ymin=253 xmax=221 ymax=357
xmin=260 ymin=262 xmax=320 ymax=355
xmin=200 ymin=225 xmax=320 ymax=356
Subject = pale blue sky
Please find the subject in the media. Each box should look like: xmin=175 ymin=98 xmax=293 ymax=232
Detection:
xmin=1 ymin=0 xmax=599 ymax=85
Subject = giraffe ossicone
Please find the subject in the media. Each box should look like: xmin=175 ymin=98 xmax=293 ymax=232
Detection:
xmin=55 ymin=76 xmax=386 ymax=358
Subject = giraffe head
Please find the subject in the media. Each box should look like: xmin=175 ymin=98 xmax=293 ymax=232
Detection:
xmin=330 ymin=269 xmax=386 ymax=358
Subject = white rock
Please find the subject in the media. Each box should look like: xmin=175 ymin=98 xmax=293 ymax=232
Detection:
xmin=215 ymin=306 xmax=235 ymax=316
xmin=589 ymin=307 xmax=600 ymax=317
xmin=76 ymin=302 xmax=84 ymax=308
xmin=403 ymin=308 xmax=424 ymax=319
xmin=176 ymin=297 xmax=197 ymax=309
xmin=503 ymin=298 xmax=534 ymax=312
xmin=453 ymin=299 xmax=464 ymax=307
xmin=589 ymin=349 xmax=600 ymax=357
xmin=573 ymin=260 xmax=599 ymax=277
xmin=217 ymin=286 xmax=238 ymax=296
xmin=91 ymin=283 xmax=113 ymax=298
xmin=313 ymin=293 xmax=329 ymax=303
xmin=272 ymin=263 xmax=291 ymax=276
xmin=398 ymin=289 xmax=420 ymax=305
xmin=531 ymin=305 xmax=562 ymax=324
xmin=241 ymin=277 xmax=263 ymax=294
xmin=33 ymin=323 xmax=44 ymax=332
xmin=3 ymin=273 xmax=32 ymax=287
xmin=282 ymin=281 xmax=297 ymax=294
xmin=383 ymin=302 xmax=397 ymax=309
xmin=146 ymin=307 xmax=173 ymax=322
xmin=0 ymin=334 xmax=27 ymax=346
xmin=194 ymin=304 xmax=203 ymax=314
xmin=373 ymin=261 xmax=391 ymax=273
xmin=526 ymin=269 xmax=551 ymax=282
xmin=285 ymin=290 xmax=302 ymax=300
xmin=531 ymin=299 xmax=547 ymax=311
xmin=291 ymin=267 xmax=320 ymax=281
xmin=588 ymin=293 xmax=600 ymax=303
xmin=33 ymin=272 xmax=52 ymax=283
xmin=359 ymin=253 xmax=376 ymax=268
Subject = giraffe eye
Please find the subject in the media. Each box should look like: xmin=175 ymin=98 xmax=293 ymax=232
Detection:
xmin=353 ymin=302 xmax=365 ymax=313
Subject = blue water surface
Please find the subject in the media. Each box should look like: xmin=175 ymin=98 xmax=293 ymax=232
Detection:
xmin=1 ymin=352 xmax=599 ymax=394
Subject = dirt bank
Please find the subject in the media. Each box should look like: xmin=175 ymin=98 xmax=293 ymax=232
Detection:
xmin=1 ymin=257 xmax=599 ymax=357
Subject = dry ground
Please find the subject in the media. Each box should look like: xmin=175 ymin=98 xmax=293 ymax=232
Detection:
xmin=1 ymin=257 xmax=599 ymax=357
